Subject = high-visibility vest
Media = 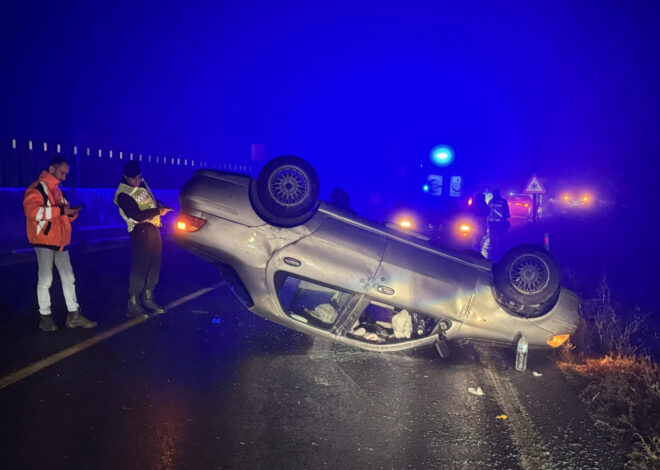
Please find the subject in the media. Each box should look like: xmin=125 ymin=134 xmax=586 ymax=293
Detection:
xmin=113 ymin=180 xmax=161 ymax=232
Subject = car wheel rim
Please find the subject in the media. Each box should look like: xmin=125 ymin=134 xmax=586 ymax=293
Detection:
xmin=268 ymin=166 xmax=309 ymax=207
xmin=509 ymin=254 xmax=550 ymax=295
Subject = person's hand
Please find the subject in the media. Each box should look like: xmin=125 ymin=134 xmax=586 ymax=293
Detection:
xmin=62 ymin=204 xmax=81 ymax=216
xmin=159 ymin=206 xmax=173 ymax=216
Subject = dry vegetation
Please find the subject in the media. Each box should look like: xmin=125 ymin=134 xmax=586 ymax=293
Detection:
xmin=557 ymin=275 xmax=660 ymax=468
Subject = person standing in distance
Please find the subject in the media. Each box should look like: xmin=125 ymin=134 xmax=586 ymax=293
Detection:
xmin=469 ymin=192 xmax=490 ymax=252
xmin=23 ymin=156 xmax=98 ymax=332
xmin=330 ymin=187 xmax=357 ymax=215
xmin=114 ymin=161 xmax=172 ymax=317
xmin=482 ymin=188 xmax=510 ymax=259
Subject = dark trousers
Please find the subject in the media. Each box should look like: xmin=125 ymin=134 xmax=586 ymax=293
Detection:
xmin=487 ymin=221 xmax=508 ymax=259
xmin=129 ymin=223 xmax=162 ymax=296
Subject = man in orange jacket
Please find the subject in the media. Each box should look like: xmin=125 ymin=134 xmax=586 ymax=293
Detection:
xmin=23 ymin=157 xmax=98 ymax=332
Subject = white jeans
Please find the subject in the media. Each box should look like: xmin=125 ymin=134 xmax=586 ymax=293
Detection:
xmin=34 ymin=247 xmax=80 ymax=315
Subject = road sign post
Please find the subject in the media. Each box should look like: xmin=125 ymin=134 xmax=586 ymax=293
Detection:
xmin=523 ymin=173 xmax=547 ymax=223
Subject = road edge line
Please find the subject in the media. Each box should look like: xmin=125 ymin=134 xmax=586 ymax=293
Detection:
xmin=479 ymin=347 xmax=555 ymax=469
xmin=0 ymin=283 xmax=222 ymax=391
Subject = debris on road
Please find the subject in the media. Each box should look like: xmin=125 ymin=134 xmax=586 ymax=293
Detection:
xmin=468 ymin=386 xmax=484 ymax=396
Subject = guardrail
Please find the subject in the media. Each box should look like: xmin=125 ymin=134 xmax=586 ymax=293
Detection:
xmin=0 ymin=138 xmax=252 ymax=188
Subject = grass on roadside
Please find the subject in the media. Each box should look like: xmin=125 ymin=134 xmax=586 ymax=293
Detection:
xmin=556 ymin=275 xmax=660 ymax=468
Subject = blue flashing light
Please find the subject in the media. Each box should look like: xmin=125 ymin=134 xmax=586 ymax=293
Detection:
xmin=422 ymin=184 xmax=430 ymax=193
xmin=430 ymin=145 xmax=454 ymax=167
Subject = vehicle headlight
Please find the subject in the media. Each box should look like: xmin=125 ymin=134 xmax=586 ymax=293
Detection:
xmin=580 ymin=193 xmax=594 ymax=205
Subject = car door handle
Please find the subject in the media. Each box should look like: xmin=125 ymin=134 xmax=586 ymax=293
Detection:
xmin=377 ymin=285 xmax=395 ymax=295
xmin=283 ymin=257 xmax=302 ymax=267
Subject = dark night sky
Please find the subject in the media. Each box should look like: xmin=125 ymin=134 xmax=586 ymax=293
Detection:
xmin=2 ymin=0 xmax=659 ymax=209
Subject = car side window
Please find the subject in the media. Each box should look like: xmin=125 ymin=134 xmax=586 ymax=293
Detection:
xmin=276 ymin=273 xmax=353 ymax=330
xmin=348 ymin=301 xmax=437 ymax=344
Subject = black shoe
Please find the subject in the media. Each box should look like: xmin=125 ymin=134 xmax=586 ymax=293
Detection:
xmin=39 ymin=314 xmax=58 ymax=332
xmin=65 ymin=308 xmax=98 ymax=329
xmin=141 ymin=290 xmax=165 ymax=314
xmin=126 ymin=295 xmax=148 ymax=318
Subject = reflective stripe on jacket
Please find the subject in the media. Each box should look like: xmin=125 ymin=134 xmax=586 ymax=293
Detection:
xmin=487 ymin=197 xmax=510 ymax=223
xmin=23 ymin=171 xmax=76 ymax=251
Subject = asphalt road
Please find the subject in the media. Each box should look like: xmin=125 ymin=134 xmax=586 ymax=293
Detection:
xmin=0 ymin=236 xmax=631 ymax=469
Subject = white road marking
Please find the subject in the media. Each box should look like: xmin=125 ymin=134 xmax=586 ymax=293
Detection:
xmin=0 ymin=283 xmax=223 ymax=391
xmin=480 ymin=347 xmax=554 ymax=469
xmin=164 ymin=283 xmax=222 ymax=310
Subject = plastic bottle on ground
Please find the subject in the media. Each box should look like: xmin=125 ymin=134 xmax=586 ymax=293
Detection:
xmin=515 ymin=334 xmax=528 ymax=372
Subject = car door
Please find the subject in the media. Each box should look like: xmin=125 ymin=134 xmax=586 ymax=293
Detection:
xmin=367 ymin=238 xmax=479 ymax=322
xmin=269 ymin=215 xmax=386 ymax=294
xmin=265 ymin=215 xmax=387 ymax=332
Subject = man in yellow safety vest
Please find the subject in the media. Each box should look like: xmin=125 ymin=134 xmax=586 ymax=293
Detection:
xmin=113 ymin=161 xmax=172 ymax=317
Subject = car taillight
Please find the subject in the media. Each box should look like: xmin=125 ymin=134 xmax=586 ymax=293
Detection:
xmin=459 ymin=224 xmax=471 ymax=238
xmin=176 ymin=214 xmax=206 ymax=232
xmin=392 ymin=211 xmax=417 ymax=231
xmin=546 ymin=334 xmax=570 ymax=348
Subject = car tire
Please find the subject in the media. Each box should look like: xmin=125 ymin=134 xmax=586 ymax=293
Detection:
xmin=493 ymin=244 xmax=560 ymax=317
xmin=250 ymin=155 xmax=320 ymax=227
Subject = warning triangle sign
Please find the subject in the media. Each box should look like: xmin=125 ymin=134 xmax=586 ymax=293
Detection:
xmin=523 ymin=174 xmax=546 ymax=194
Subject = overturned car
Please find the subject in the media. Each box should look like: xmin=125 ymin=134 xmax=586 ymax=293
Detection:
xmin=174 ymin=156 xmax=579 ymax=356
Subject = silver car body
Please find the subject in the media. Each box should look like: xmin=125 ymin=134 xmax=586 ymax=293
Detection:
xmin=175 ymin=170 xmax=579 ymax=352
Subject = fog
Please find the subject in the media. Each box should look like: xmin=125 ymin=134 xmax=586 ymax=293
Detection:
xmin=2 ymin=1 xmax=660 ymax=302
xmin=2 ymin=1 xmax=658 ymax=200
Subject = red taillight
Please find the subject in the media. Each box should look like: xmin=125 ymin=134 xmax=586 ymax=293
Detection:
xmin=459 ymin=224 xmax=471 ymax=237
xmin=176 ymin=214 xmax=206 ymax=232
